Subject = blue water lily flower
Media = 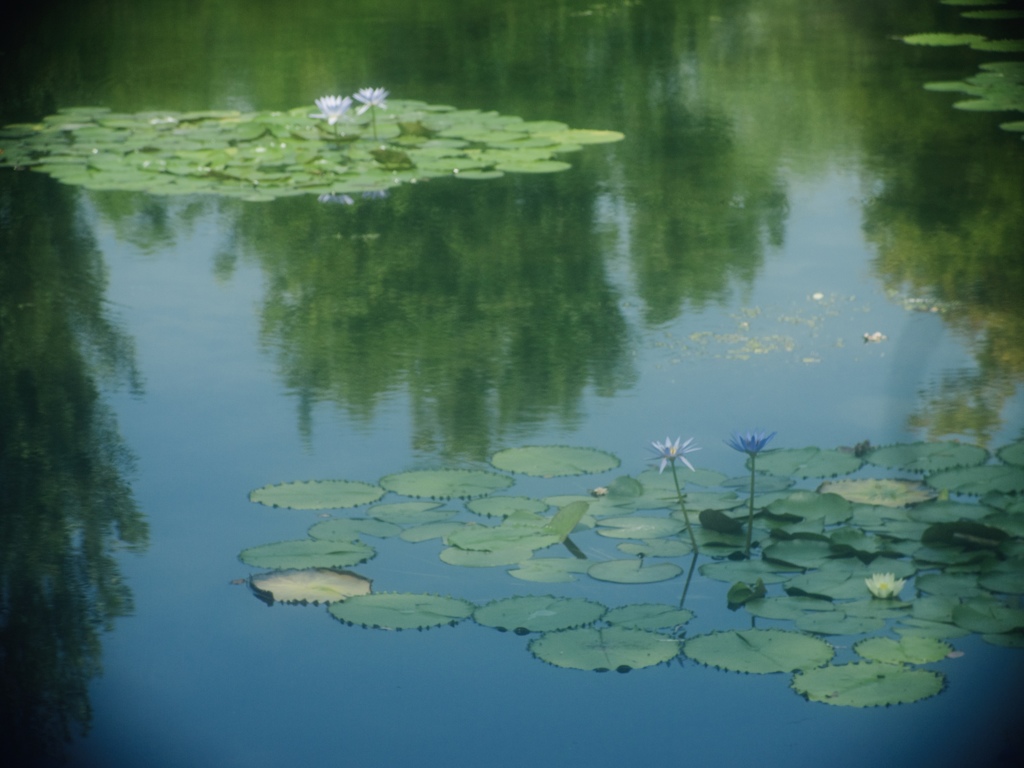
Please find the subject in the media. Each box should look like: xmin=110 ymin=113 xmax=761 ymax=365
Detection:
xmin=727 ymin=430 xmax=776 ymax=456
xmin=353 ymin=87 xmax=389 ymax=115
xmin=312 ymin=95 xmax=353 ymax=126
xmin=650 ymin=436 xmax=700 ymax=474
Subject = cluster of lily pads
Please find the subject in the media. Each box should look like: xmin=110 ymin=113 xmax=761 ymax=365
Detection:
xmin=0 ymin=92 xmax=624 ymax=201
xmin=239 ymin=437 xmax=1024 ymax=707
xmin=900 ymin=0 xmax=1024 ymax=135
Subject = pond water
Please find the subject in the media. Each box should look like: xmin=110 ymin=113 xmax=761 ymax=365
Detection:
xmin=3 ymin=1 xmax=1024 ymax=767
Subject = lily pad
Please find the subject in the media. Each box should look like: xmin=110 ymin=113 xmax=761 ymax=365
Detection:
xmin=473 ymin=596 xmax=606 ymax=633
xmin=587 ymin=559 xmax=683 ymax=584
xmin=683 ymin=629 xmax=834 ymax=674
xmin=307 ymin=517 xmax=402 ymax=540
xmin=952 ymin=599 xmax=1024 ymax=634
xmin=853 ymin=636 xmax=952 ymax=665
xmin=490 ymin=445 xmax=620 ymax=477
xmin=794 ymin=613 xmax=885 ymax=636
xmin=864 ymin=442 xmax=988 ymax=473
xmin=249 ymin=479 xmax=385 ymax=510
xmin=926 ymin=465 xmax=1024 ymax=495
xmin=792 ymin=662 xmax=944 ymax=706
xmin=329 ymin=592 xmax=475 ymax=630
xmin=818 ymin=478 xmax=936 ymax=508
xmin=380 ymin=469 xmax=514 ymax=499
xmin=368 ymin=501 xmax=452 ymax=525
xmin=529 ymin=627 xmax=680 ymax=672
xmin=757 ymin=448 xmax=862 ymax=479
xmin=466 ymin=495 xmax=548 ymax=518
xmin=508 ymin=557 xmax=591 ymax=583
xmin=596 ymin=515 xmax=686 ymax=539
xmin=603 ymin=604 xmax=694 ymax=631
xmin=767 ymin=490 xmax=853 ymax=525
xmin=239 ymin=538 xmax=375 ymax=569
xmin=901 ymin=33 xmax=987 ymax=46
xmin=249 ymin=568 xmax=371 ymax=605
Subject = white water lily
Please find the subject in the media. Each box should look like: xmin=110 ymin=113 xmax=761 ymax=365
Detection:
xmin=865 ymin=572 xmax=906 ymax=599
xmin=312 ymin=95 xmax=353 ymax=126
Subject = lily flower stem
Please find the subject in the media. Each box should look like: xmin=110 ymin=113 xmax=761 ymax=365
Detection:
xmin=744 ymin=455 xmax=756 ymax=558
xmin=670 ymin=463 xmax=699 ymax=554
xmin=370 ymin=107 xmax=378 ymax=141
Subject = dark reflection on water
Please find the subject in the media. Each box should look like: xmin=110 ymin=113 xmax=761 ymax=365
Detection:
xmin=0 ymin=172 xmax=147 ymax=764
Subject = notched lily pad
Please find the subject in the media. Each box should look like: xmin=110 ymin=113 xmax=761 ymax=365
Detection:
xmin=683 ymin=629 xmax=834 ymax=674
xmin=864 ymin=442 xmax=987 ymax=473
xmin=328 ymin=592 xmax=475 ymax=630
xmin=758 ymin=448 xmax=862 ymax=479
xmin=853 ymin=636 xmax=952 ymax=665
xmin=239 ymin=538 xmax=375 ymax=569
xmin=529 ymin=626 xmax=680 ymax=672
xmin=249 ymin=479 xmax=385 ymax=510
xmin=818 ymin=478 xmax=936 ymax=508
xmin=380 ymin=468 xmax=514 ymax=499
xmin=490 ymin=445 xmax=620 ymax=477
xmin=792 ymin=662 xmax=945 ymax=707
xmin=473 ymin=595 xmax=606 ymax=633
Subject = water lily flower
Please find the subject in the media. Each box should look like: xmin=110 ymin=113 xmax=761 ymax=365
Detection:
xmin=318 ymin=193 xmax=354 ymax=205
xmin=726 ymin=430 xmax=777 ymax=456
xmin=353 ymin=87 xmax=389 ymax=115
xmin=650 ymin=436 xmax=700 ymax=474
xmin=312 ymin=95 xmax=353 ymax=126
xmin=865 ymin=572 xmax=906 ymax=599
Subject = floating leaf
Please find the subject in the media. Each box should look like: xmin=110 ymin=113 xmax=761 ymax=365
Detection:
xmin=853 ymin=636 xmax=952 ymax=665
xmin=380 ymin=468 xmax=514 ymax=499
xmin=399 ymin=521 xmax=465 ymax=542
xmin=792 ymin=663 xmax=944 ymax=707
xmin=927 ymin=465 xmax=1024 ymax=495
xmin=249 ymin=568 xmax=371 ymax=605
xmin=490 ymin=445 xmax=620 ymax=477
xmin=818 ymin=478 xmax=936 ymax=507
xmin=328 ymin=593 xmax=475 ymax=630
xmin=473 ymin=596 xmax=606 ymax=633
xmin=744 ymin=596 xmax=838 ymax=621
xmin=508 ymin=557 xmax=591 ymax=583
xmin=997 ymin=440 xmax=1024 ymax=467
xmin=795 ymin=613 xmax=885 ymax=636
xmin=596 ymin=515 xmax=685 ymax=539
xmin=603 ymin=604 xmax=693 ymax=631
xmin=908 ymin=500 xmax=993 ymax=524
xmin=767 ymin=490 xmax=853 ymax=525
xmin=368 ymin=501 xmax=451 ymax=525
xmin=683 ymin=629 xmax=834 ymax=674
xmin=543 ymin=501 xmax=590 ymax=541
xmin=952 ymin=599 xmax=1024 ymax=634
xmin=239 ymin=539 xmax=375 ymax=569
xmin=699 ymin=559 xmax=797 ymax=585
xmin=249 ymin=479 xmax=384 ymax=510
xmin=308 ymin=517 xmax=401 ymax=541
xmin=617 ymin=538 xmax=693 ymax=557
xmin=440 ymin=544 xmax=538 ymax=567
xmin=529 ymin=627 xmax=680 ymax=672
xmin=921 ymin=520 xmax=1009 ymax=549
xmin=864 ymin=442 xmax=987 ymax=473
xmin=758 ymin=448 xmax=862 ymax=479
xmin=466 ymin=495 xmax=548 ymax=518
xmin=587 ymin=559 xmax=683 ymax=584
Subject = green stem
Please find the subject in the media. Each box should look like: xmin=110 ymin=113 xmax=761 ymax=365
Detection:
xmin=744 ymin=454 xmax=756 ymax=558
xmin=670 ymin=463 xmax=699 ymax=554
xmin=370 ymin=107 xmax=378 ymax=141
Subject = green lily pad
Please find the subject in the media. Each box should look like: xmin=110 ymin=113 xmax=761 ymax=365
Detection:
xmin=328 ymin=593 xmax=475 ymax=630
xmin=794 ymin=613 xmax=885 ymax=636
xmin=617 ymin=538 xmax=693 ymax=557
xmin=508 ymin=557 xmax=591 ymax=583
xmin=596 ymin=515 xmax=686 ymax=539
xmin=952 ymin=599 xmax=1024 ymax=634
xmin=853 ymin=636 xmax=953 ymax=665
xmin=908 ymin=500 xmax=993 ymax=524
xmin=239 ymin=538 xmax=375 ymax=569
xmin=368 ymin=501 xmax=451 ymax=525
xmin=466 ymin=495 xmax=548 ymax=518
xmin=529 ymin=627 xmax=680 ymax=672
xmin=997 ymin=440 xmax=1024 ymax=467
xmin=473 ymin=595 xmax=606 ymax=633
xmin=767 ymin=490 xmax=853 ymax=525
xmin=399 ymin=521 xmax=465 ymax=543
xmin=587 ymin=559 xmax=683 ymax=584
xmin=440 ymin=544 xmax=538 ymax=567
xmin=603 ymin=604 xmax=694 ymax=631
xmin=818 ymin=478 xmax=936 ymax=508
xmin=249 ymin=479 xmax=385 ymax=509
xmin=249 ymin=568 xmax=372 ymax=605
xmin=927 ymin=465 xmax=1024 ymax=495
xmin=743 ymin=596 xmax=837 ymax=621
xmin=979 ymin=564 xmax=1024 ymax=594
xmin=699 ymin=558 xmax=796 ymax=585
xmin=864 ymin=442 xmax=988 ymax=473
xmin=683 ymin=629 xmax=834 ymax=674
xmin=380 ymin=469 xmax=514 ymax=499
xmin=792 ymin=662 xmax=945 ymax=707
xmin=307 ymin=517 xmax=402 ymax=540
xmin=490 ymin=445 xmax=620 ymax=477
xmin=757 ymin=448 xmax=862 ymax=479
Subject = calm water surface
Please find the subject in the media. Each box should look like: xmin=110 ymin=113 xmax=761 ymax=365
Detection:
xmin=3 ymin=1 xmax=1023 ymax=766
